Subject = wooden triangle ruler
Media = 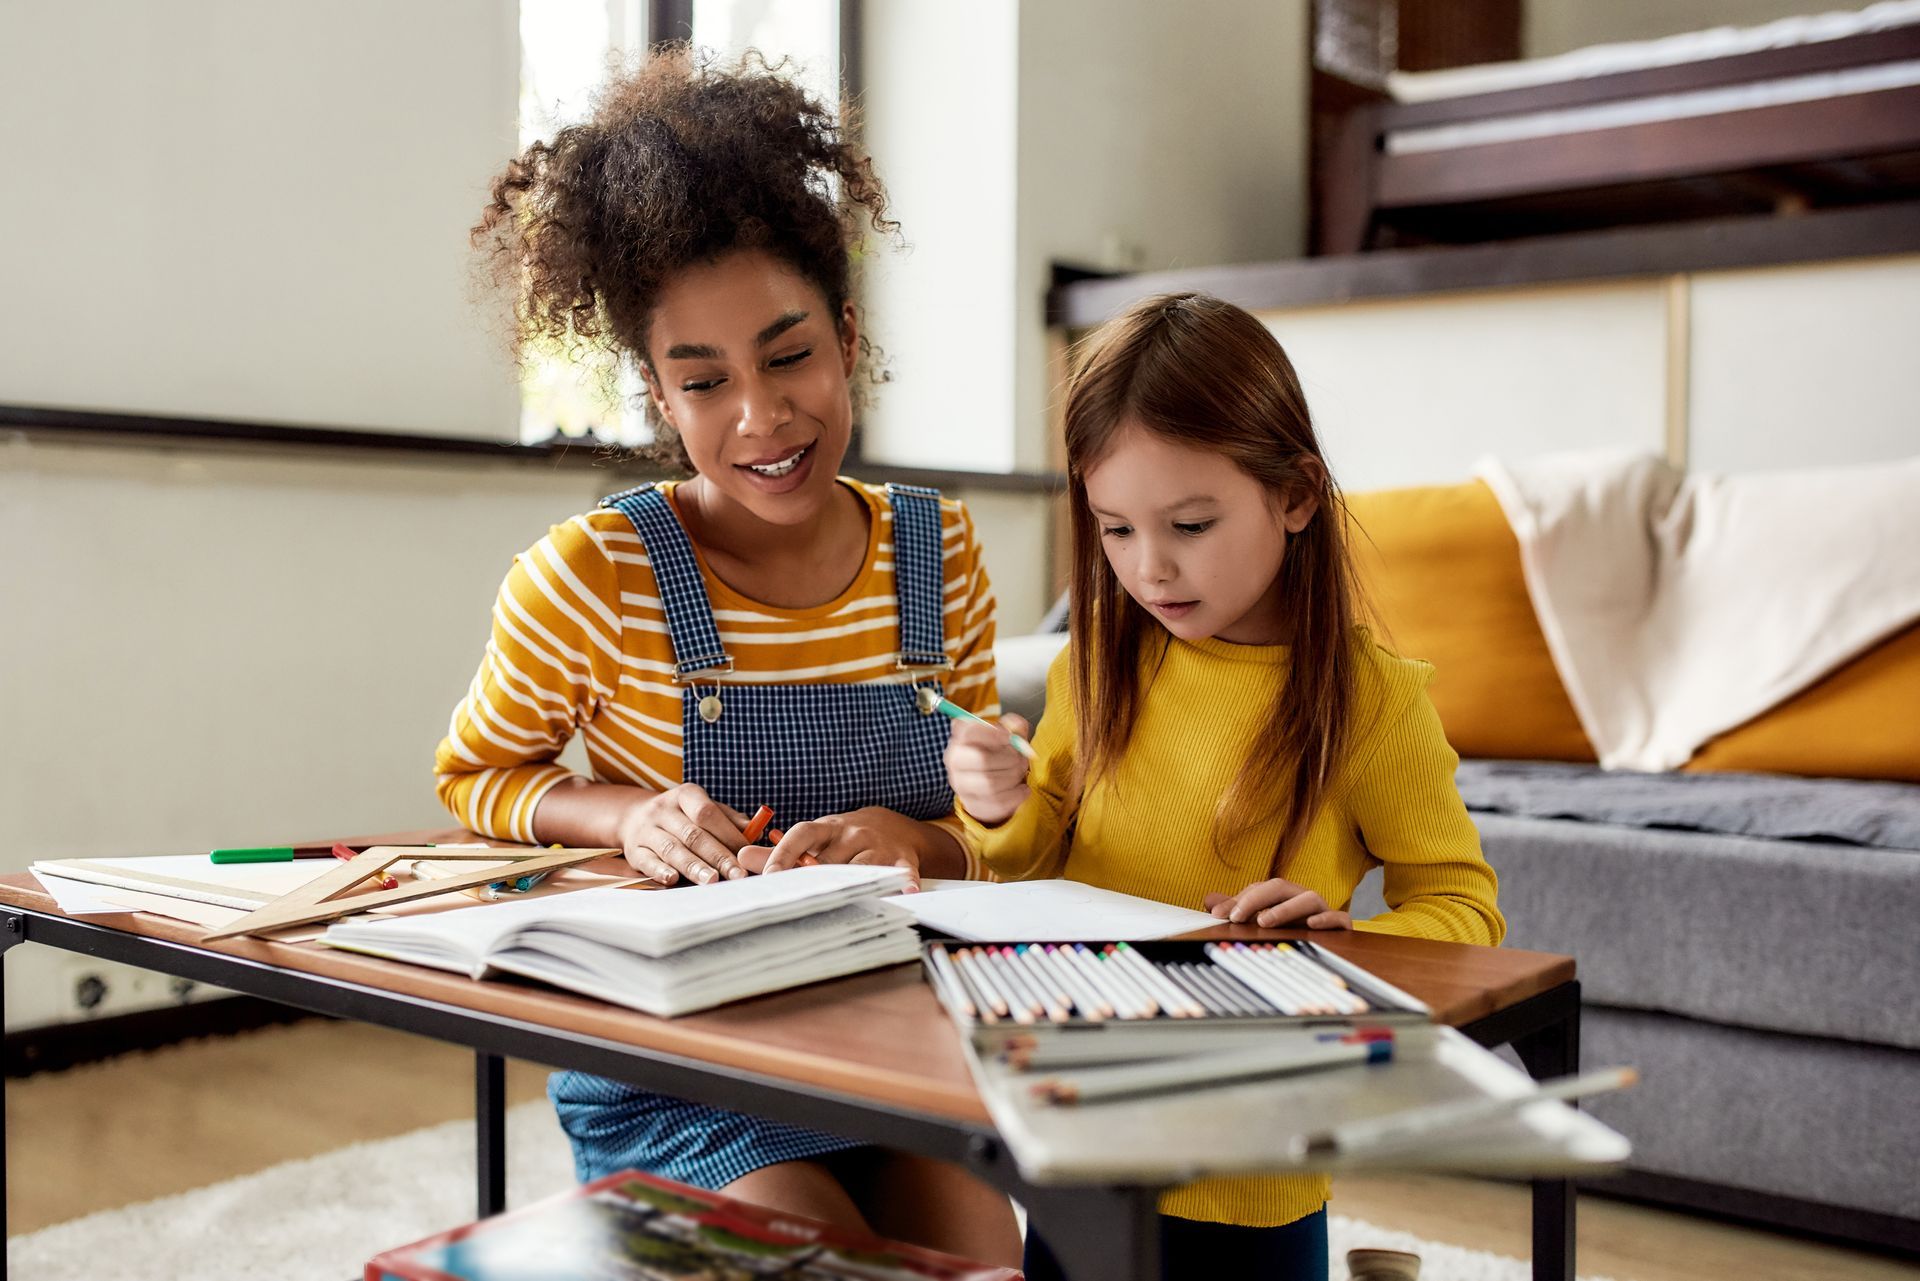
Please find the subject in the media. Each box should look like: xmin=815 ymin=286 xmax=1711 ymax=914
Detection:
xmin=201 ymin=845 xmax=620 ymax=941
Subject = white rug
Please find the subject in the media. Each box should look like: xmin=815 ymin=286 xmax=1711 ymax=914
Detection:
xmin=8 ymin=1100 xmax=1620 ymax=1280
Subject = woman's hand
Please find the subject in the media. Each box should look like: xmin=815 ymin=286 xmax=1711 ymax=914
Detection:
xmin=755 ymin=807 xmax=956 ymax=887
xmin=942 ymin=713 xmax=1033 ymax=826
xmin=611 ymin=784 xmax=754 ymax=886
xmin=1205 ymin=877 xmax=1354 ymax=930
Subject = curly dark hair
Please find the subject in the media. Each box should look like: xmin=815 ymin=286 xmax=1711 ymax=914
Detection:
xmin=472 ymin=46 xmax=897 ymax=469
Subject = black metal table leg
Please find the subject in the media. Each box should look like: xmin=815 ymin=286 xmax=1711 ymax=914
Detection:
xmin=1019 ymin=1183 xmax=1162 ymax=1281
xmin=476 ymin=1050 xmax=506 ymax=1218
xmin=2 ymin=911 xmax=23 ymax=1281
xmin=1510 ymin=984 xmax=1581 ymax=1281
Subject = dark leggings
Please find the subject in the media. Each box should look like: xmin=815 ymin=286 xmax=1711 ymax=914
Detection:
xmin=1022 ymin=1208 xmax=1329 ymax=1281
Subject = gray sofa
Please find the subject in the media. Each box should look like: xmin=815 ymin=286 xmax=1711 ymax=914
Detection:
xmin=995 ymin=636 xmax=1920 ymax=1254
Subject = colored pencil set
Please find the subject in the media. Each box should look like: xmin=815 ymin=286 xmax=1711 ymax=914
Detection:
xmin=922 ymin=938 xmax=1434 ymax=1107
xmin=924 ymin=940 xmax=1398 ymax=1027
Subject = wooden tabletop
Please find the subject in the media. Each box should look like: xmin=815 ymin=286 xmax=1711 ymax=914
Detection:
xmin=0 ymin=855 xmax=1572 ymax=1129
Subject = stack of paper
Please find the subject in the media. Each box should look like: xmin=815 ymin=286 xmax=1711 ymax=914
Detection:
xmin=322 ymin=864 xmax=920 ymax=1017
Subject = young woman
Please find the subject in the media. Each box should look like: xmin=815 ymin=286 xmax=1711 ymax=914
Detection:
xmin=436 ymin=49 xmax=1019 ymax=1267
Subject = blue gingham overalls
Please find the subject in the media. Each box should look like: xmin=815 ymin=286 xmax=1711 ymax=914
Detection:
xmin=550 ymin=480 xmax=957 ymax=1189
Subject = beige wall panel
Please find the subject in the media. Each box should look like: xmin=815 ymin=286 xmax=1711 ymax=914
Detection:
xmin=1261 ymin=283 xmax=1670 ymax=492
xmin=1688 ymin=255 xmax=1920 ymax=474
xmin=0 ymin=1 xmax=521 ymax=438
xmin=0 ymin=441 xmax=598 ymax=873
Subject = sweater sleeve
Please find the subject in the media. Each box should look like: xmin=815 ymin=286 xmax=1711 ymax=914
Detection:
xmin=432 ymin=517 xmax=625 ymax=842
xmin=1347 ymin=688 xmax=1507 ymax=946
xmin=956 ymin=645 xmax=1077 ymax=882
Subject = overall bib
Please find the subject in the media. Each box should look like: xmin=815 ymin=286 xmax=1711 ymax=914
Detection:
xmin=550 ymin=480 xmax=957 ymax=1189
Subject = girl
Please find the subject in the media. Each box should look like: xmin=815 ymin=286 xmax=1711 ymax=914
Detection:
xmin=436 ymin=49 xmax=1019 ymax=1267
xmin=944 ymin=293 xmax=1505 ymax=1280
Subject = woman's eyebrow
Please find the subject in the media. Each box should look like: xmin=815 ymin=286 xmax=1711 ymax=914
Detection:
xmin=663 ymin=340 xmax=721 ymax=361
xmin=661 ymin=311 xmax=809 ymax=363
xmin=755 ymin=310 xmax=808 ymax=346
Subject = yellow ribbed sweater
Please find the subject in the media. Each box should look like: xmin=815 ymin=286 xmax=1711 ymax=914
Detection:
xmin=960 ymin=632 xmax=1504 ymax=1227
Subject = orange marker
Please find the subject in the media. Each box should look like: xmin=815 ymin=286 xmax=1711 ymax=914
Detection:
xmin=742 ymin=805 xmax=775 ymax=844
xmin=759 ymin=827 xmax=816 ymax=865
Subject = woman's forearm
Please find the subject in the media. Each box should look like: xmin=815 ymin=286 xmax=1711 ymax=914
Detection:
xmin=530 ymin=777 xmax=660 ymax=848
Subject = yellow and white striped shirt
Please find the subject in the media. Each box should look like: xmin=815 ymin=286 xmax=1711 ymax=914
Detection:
xmin=435 ymin=479 xmax=1000 ymax=867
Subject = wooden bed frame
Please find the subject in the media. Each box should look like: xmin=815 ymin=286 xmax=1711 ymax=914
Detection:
xmin=1315 ymin=23 xmax=1920 ymax=253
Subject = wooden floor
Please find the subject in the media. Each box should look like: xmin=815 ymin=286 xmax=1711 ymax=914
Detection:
xmin=6 ymin=1020 xmax=1916 ymax=1280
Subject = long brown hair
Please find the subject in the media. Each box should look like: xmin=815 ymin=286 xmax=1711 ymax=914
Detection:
xmin=1064 ymin=293 xmax=1358 ymax=876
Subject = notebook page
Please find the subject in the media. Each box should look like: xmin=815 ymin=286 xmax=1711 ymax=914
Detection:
xmin=890 ymin=879 xmax=1220 ymax=942
xmin=323 ymin=863 xmax=913 ymax=963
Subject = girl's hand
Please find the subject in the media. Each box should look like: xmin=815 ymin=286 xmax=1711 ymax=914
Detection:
xmin=1205 ymin=877 xmax=1354 ymax=930
xmin=754 ymin=807 xmax=931 ymax=887
xmin=613 ymin=784 xmax=753 ymax=886
xmin=943 ymin=713 xmax=1033 ymax=826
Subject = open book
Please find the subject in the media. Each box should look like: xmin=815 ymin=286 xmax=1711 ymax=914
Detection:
xmin=322 ymin=864 xmax=919 ymax=1017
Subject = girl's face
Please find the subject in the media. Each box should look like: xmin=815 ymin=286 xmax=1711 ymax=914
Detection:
xmin=1083 ymin=422 xmax=1317 ymax=646
xmin=644 ymin=249 xmax=859 ymax=524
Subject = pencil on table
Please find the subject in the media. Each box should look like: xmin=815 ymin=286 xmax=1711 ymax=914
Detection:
xmin=1072 ymin=944 xmax=1149 ymax=1018
xmin=1033 ymin=944 xmax=1107 ymax=1022
xmin=1269 ymin=942 xmax=1368 ymax=1015
xmin=1238 ymin=943 xmax=1334 ymax=1014
xmin=925 ymin=946 xmax=975 ymax=1018
xmin=963 ymin=948 xmax=1031 ymax=1024
xmin=984 ymin=948 xmax=1048 ymax=1021
xmin=1113 ymin=942 xmax=1205 ymax=1017
xmin=1205 ymin=942 xmax=1304 ymax=1014
xmin=1033 ymin=1032 xmax=1395 ymax=1105
xmin=1096 ymin=944 xmax=1163 ymax=1018
xmin=952 ymin=948 xmax=1010 ymax=1018
xmin=1296 ymin=1067 xmax=1639 ymax=1157
xmin=1007 ymin=946 xmax=1073 ymax=1022
xmin=332 ymin=843 xmax=398 ymax=891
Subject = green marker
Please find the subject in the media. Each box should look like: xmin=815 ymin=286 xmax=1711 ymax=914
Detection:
xmin=914 ymin=687 xmax=1037 ymax=759
xmin=209 ymin=846 xmax=307 ymax=864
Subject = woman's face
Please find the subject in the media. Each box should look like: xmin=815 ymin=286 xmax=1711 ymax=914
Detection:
xmin=644 ymin=249 xmax=859 ymax=524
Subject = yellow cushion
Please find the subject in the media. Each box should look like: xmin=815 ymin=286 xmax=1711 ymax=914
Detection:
xmin=1686 ymin=623 xmax=1920 ymax=782
xmin=1345 ymin=480 xmax=1595 ymax=762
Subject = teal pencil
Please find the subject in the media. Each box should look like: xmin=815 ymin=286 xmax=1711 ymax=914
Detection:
xmin=914 ymin=687 xmax=1037 ymax=759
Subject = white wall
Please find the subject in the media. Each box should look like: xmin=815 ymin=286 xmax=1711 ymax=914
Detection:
xmin=1264 ymin=282 xmax=1672 ymax=492
xmin=857 ymin=1 xmax=1023 ymax=472
xmin=1688 ymin=254 xmax=1920 ymax=473
xmin=860 ymin=0 xmax=1312 ymax=474
xmin=0 ymin=0 xmax=521 ymax=438
xmin=1239 ymin=258 xmax=1920 ymax=494
xmin=1523 ymin=0 xmax=1875 ymax=58
xmin=0 ymin=439 xmax=600 ymax=1027
xmin=1014 ymin=0 xmax=1311 ymax=471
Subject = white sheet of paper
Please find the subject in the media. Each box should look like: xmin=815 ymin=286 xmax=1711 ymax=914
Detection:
xmin=888 ymin=879 xmax=1220 ymax=942
xmin=33 ymin=873 xmax=141 ymax=915
xmin=31 ymin=854 xmax=350 ymax=909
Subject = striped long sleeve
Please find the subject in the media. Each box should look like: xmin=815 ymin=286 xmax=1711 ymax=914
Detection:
xmin=434 ymin=481 xmax=999 ymax=859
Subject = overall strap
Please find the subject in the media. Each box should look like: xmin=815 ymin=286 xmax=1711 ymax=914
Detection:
xmin=885 ymin=483 xmax=951 ymax=672
xmin=599 ymin=484 xmax=732 ymax=680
